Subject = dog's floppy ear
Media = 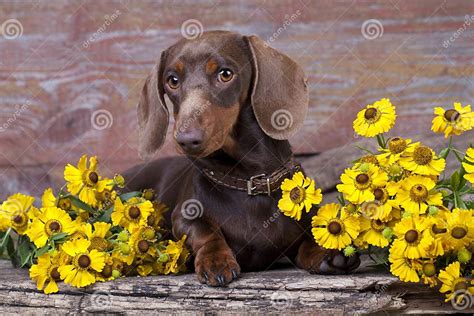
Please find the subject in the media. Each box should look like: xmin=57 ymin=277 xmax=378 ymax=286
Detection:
xmin=244 ymin=35 xmax=308 ymax=140
xmin=137 ymin=51 xmax=169 ymax=160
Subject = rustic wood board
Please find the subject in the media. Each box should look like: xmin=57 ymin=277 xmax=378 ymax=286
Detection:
xmin=0 ymin=259 xmax=468 ymax=314
xmin=0 ymin=0 xmax=473 ymax=199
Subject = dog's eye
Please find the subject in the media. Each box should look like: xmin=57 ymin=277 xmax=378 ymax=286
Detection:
xmin=218 ymin=69 xmax=234 ymax=83
xmin=167 ymin=75 xmax=180 ymax=89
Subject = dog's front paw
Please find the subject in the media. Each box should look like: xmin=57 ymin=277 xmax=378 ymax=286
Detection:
xmin=315 ymin=249 xmax=361 ymax=275
xmin=194 ymin=241 xmax=241 ymax=286
xmin=296 ymin=239 xmax=360 ymax=275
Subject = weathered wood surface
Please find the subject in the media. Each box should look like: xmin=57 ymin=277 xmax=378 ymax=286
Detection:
xmin=0 ymin=259 xmax=469 ymax=314
xmin=0 ymin=0 xmax=473 ymax=199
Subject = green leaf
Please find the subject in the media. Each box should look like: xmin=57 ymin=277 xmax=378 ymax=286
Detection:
xmin=453 ymin=192 xmax=467 ymax=209
xmin=120 ymin=191 xmax=141 ymax=201
xmin=439 ymin=148 xmax=450 ymax=159
xmin=450 ymin=171 xmax=461 ymax=191
xmin=35 ymin=245 xmax=50 ymax=257
xmin=50 ymin=232 xmax=68 ymax=242
xmin=69 ymin=195 xmax=96 ymax=213
xmin=95 ymin=206 xmax=114 ymax=223
xmin=0 ymin=227 xmax=12 ymax=248
xmin=17 ymin=236 xmax=33 ymax=268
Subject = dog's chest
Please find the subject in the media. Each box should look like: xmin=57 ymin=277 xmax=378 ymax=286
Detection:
xmin=199 ymin=190 xmax=308 ymax=269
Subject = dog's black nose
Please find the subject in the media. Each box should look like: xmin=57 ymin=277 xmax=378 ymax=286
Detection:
xmin=176 ymin=129 xmax=204 ymax=153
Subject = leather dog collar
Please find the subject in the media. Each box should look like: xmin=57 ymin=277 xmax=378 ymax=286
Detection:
xmin=202 ymin=159 xmax=301 ymax=196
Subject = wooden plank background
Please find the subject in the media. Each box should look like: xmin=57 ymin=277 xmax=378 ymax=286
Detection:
xmin=0 ymin=0 xmax=473 ymax=200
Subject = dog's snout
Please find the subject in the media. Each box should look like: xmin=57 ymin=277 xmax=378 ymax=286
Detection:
xmin=176 ymin=129 xmax=204 ymax=153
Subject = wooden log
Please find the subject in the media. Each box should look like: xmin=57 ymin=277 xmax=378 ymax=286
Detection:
xmin=0 ymin=259 xmax=470 ymax=314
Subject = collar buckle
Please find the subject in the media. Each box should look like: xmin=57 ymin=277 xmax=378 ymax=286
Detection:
xmin=247 ymin=173 xmax=271 ymax=196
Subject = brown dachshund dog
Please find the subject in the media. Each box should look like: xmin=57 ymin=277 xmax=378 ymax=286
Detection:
xmin=124 ymin=31 xmax=360 ymax=286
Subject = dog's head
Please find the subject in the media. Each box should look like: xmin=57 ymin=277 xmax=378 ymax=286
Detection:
xmin=137 ymin=31 xmax=308 ymax=159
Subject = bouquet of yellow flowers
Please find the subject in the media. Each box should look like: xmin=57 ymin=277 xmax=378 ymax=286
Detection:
xmin=0 ymin=155 xmax=188 ymax=294
xmin=278 ymin=98 xmax=474 ymax=308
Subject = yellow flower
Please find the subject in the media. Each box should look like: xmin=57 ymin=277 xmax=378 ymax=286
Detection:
xmin=438 ymin=261 xmax=474 ymax=302
xmin=163 ymin=235 xmax=189 ymax=274
xmin=392 ymin=217 xmax=433 ymax=259
xmin=377 ymin=137 xmax=413 ymax=166
xmin=336 ymin=164 xmax=388 ymax=204
xmin=389 ymin=250 xmax=420 ymax=283
xmin=353 ymin=98 xmax=396 ymax=137
xmin=29 ymin=250 xmax=68 ymax=294
xmin=84 ymin=222 xmax=112 ymax=252
xmin=399 ymin=143 xmax=445 ymax=176
xmin=420 ymin=259 xmax=438 ymax=287
xmin=0 ymin=193 xmax=39 ymax=235
xmin=278 ymin=172 xmax=323 ymax=221
xmin=42 ymin=188 xmax=83 ymax=217
xmin=58 ymin=238 xmax=106 ymax=288
xmin=112 ymin=197 xmax=154 ymax=231
xmin=395 ymin=175 xmax=443 ymax=215
xmin=359 ymin=217 xmax=394 ymax=248
xmin=27 ymin=206 xmax=77 ymax=248
xmin=147 ymin=200 xmax=169 ymax=230
xmin=64 ymin=155 xmax=111 ymax=207
xmin=311 ymin=203 xmax=360 ymax=250
xmin=444 ymin=208 xmax=474 ymax=251
xmin=129 ymin=226 xmax=157 ymax=258
xmin=432 ymin=103 xmax=474 ymax=137
xmin=426 ymin=208 xmax=450 ymax=256
xmin=462 ymin=147 xmax=474 ymax=184
xmin=360 ymin=182 xmax=399 ymax=220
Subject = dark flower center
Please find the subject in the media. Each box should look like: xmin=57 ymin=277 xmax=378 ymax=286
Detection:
xmin=388 ymin=137 xmax=407 ymax=154
xmin=50 ymin=267 xmax=61 ymax=281
xmin=373 ymin=188 xmax=385 ymax=201
xmin=289 ymin=187 xmax=305 ymax=204
xmin=422 ymin=263 xmax=436 ymax=277
xmin=328 ymin=221 xmax=342 ymax=235
xmin=49 ymin=221 xmax=61 ymax=233
xmin=138 ymin=240 xmax=150 ymax=253
xmin=88 ymin=171 xmax=99 ymax=184
xmin=404 ymin=229 xmax=419 ymax=243
xmin=451 ymin=227 xmax=467 ymax=239
xmin=128 ymin=206 xmax=141 ymax=219
xmin=444 ymin=109 xmax=460 ymax=122
xmin=13 ymin=215 xmax=24 ymax=224
xmin=413 ymin=146 xmax=433 ymax=165
xmin=356 ymin=174 xmax=369 ymax=184
xmin=364 ymin=108 xmax=378 ymax=120
xmin=431 ymin=224 xmax=447 ymax=234
xmin=409 ymin=184 xmax=428 ymax=202
xmin=101 ymin=265 xmax=113 ymax=278
xmin=78 ymin=254 xmax=91 ymax=269
xmin=454 ymin=281 xmax=468 ymax=292
xmin=58 ymin=198 xmax=71 ymax=211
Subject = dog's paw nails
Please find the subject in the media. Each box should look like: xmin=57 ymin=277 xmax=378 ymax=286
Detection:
xmin=194 ymin=246 xmax=241 ymax=287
